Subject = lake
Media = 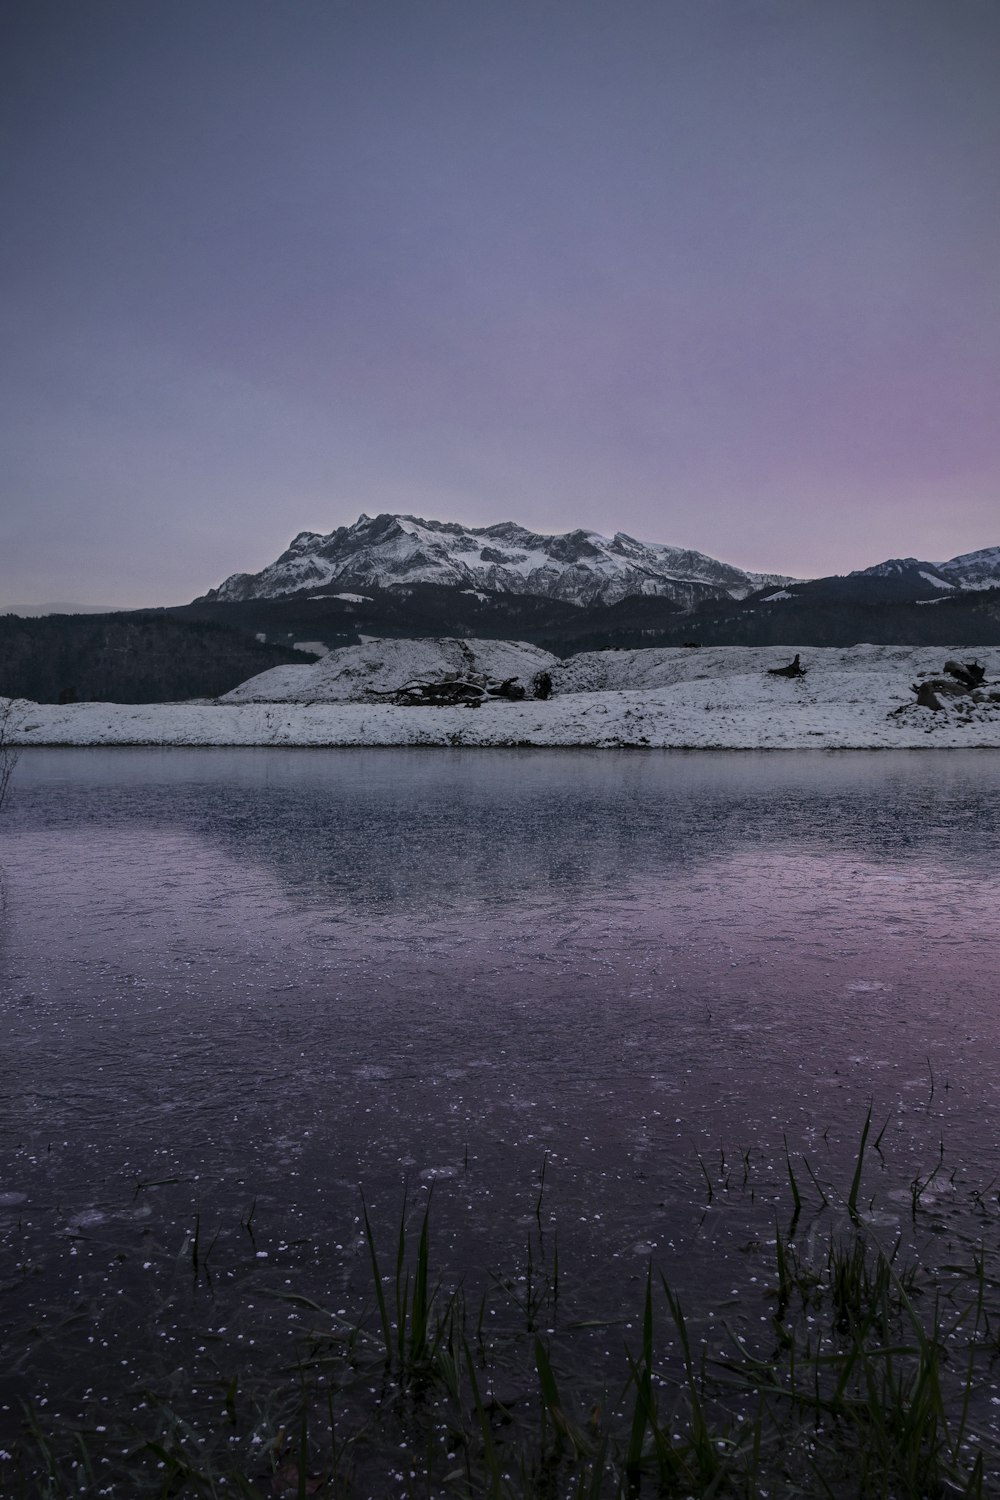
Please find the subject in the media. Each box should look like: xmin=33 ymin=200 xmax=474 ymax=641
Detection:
xmin=2 ymin=746 xmax=1000 ymax=1493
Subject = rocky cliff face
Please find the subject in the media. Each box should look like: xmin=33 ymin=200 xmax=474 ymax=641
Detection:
xmin=199 ymin=512 xmax=795 ymax=609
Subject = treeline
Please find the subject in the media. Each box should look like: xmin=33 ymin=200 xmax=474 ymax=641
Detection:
xmin=4 ymin=586 xmax=999 ymax=706
xmin=533 ymin=588 xmax=1000 ymax=653
xmin=173 ymin=582 xmax=1000 ymax=657
xmin=0 ymin=612 xmax=303 ymax=704
xmin=171 ymin=582 xmax=599 ymax=651
xmin=656 ymin=588 xmax=1000 ymax=650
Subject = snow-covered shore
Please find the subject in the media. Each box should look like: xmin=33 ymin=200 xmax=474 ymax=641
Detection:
xmin=5 ymin=646 xmax=1000 ymax=750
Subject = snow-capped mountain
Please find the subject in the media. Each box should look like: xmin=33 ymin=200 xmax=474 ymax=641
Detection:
xmin=936 ymin=546 xmax=1000 ymax=591
xmin=846 ymin=557 xmax=960 ymax=598
xmin=853 ymin=557 xmax=950 ymax=581
xmin=843 ymin=548 xmax=1000 ymax=599
xmin=199 ymin=512 xmax=795 ymax=609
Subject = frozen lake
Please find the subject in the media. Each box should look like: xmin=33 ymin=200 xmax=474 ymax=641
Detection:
xmin=2 ymin=746 xmax=1000 ymax=1477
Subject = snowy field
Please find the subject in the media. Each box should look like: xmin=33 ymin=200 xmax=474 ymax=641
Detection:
xmin=5 ymin=644 xmax=1000 ymax=749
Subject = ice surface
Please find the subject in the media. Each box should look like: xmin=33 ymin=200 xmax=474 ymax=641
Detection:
xmin=4 ymin=747 xmax=1000 ymax=1470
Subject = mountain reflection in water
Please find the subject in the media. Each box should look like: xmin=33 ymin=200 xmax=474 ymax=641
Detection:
xmin=1 ymin=747 xmax=999 ymax=1384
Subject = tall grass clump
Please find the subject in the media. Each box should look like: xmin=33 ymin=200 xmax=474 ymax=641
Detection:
xmin=2 ymin=1116 xmax=998 ymax=1497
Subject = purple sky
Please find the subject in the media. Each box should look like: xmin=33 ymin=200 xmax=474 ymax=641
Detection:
xmin=2 ymin=0 xmax=998 ymax=606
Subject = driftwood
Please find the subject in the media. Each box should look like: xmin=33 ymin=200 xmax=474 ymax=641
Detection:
xmin=768 ymin=653 xmax=806 ymax=678
xmin=366 ymin=672 xmax=528 ymax=707
xmin=489 ymin=677 xmax=527 ymax=701
xmin=393 ymin=680 xmax=486 ymax=707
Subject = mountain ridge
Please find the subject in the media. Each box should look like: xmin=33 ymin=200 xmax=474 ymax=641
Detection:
xmin=199 ymin=512 xmax=796 ymax=610
xmin=198 ymin=512 xmax=1000 ymax=614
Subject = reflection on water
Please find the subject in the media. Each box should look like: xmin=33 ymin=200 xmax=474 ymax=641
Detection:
xmin=1 ymin=747 xmax=999 ymax=1439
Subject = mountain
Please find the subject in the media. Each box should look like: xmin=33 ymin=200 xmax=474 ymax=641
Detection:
xmin=6 ymin=525 xmax=998 ymax=705
xmin=198 ymin=512 xmax=795 ymax=609
xmin=743 ymin=548 xmax=1000 ymax=611
xmin=842 ymin=547 xmax=1000 ymax=596
xmin=936 ymin=546 xmax=1000 ymax=591
xmin=179 ymin=517 xmax=1000 ymax=660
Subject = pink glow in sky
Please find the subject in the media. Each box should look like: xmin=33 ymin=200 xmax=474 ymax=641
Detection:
xmin=1 ymin=0 xmax=998 ymax=606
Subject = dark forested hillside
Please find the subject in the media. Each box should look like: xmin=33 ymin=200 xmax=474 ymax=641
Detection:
xmin=171 ymin=584 xmax=619 ymax=653
xmin=173 ymin=583 xmax=1000 ymax=655
xmin=4 ymin=584 xmax=1000 ymax=704
xmin=0 ymin=613 xmax=303 ymax=704
xmin=590 ymin=587 xmax=1000 ymax=651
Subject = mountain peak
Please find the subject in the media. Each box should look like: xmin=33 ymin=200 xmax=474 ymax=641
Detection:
xmin=852 ymin=557 xmax=925 ymax=577
xmin=196 ymin=512 xmax=999 ymax=613
xmin=197 ymin=512 xmax=796 ymax=609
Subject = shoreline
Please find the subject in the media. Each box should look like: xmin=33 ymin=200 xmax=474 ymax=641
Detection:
xmin=6 ymin=645 xmax=1000 ymax=751
xmin=5 ymin=690 xmax=1000 ymax=750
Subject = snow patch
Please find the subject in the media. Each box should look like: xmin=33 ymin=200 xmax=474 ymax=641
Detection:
xmin=937 ymin=546 xmax=1000 ymax=591
xmin=308 ymin=592 xmax=373 ymax=603
xmin=221 ymin=637 xmax=557 ymax=703
xmin=918 ymin=571 xmax=954 ymax=589
xmin=8 ymin=645 xmax=1000 ymax=750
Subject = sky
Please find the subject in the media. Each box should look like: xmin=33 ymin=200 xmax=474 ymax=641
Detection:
xmin=1 ymin=0 xmax=998 ymax=607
